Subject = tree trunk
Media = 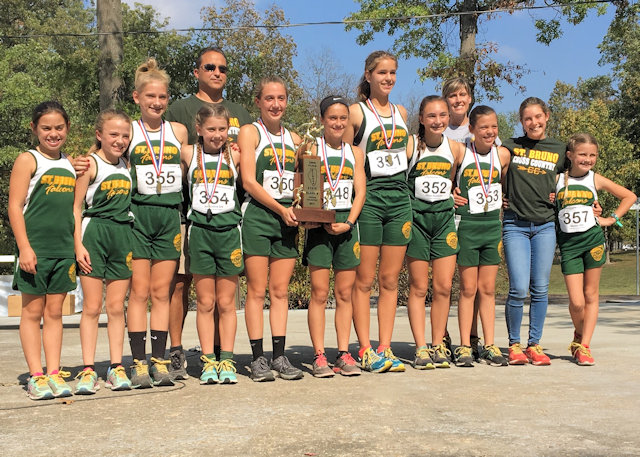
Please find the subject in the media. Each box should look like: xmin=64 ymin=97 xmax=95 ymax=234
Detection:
xmin=97 ymin=0 xmax=123 ymax=110
xmin=459 ymin=0 xmax=478 ymax=98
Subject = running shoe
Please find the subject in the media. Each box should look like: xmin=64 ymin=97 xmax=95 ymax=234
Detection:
xmin=569 ymin=343 xmax=595 ymax=366
xmin=333 ymin=353 xmax=361 ymax=376
xmin=26 ymin=375 xmax=54 ymax=400
xmin=412 ymin=345 xmax=435 ymax=370
xmin=312 ymin=353 xmax=335 ymax=378
xmin=525 ymin=344 xmax=551 ymax=366
xmin=74 ymin=368 xmax=100 ymax=395
xmin=105 ymin=365 xmax=132 ymax=391
xmin=150 ymin=357 xmax=175 ymax=386
xmin=470 ymin=335 xmax=483 ymax=361
xmin=47 ymin=371 xmax=72 ymax=398
xmin=480 ymin=344 xmax=508 ymax=367
xmin=508 ymin=343 xmax=528 ymax=365
xmin=217 ymin=359 xmax=238 ymax=384
xmin=359 ymin=347 xmax=392 ymax=373
xmin=130 ymin=359 xmax=153 ymax=389
xmin=431 ymin=343 xmax=451 ymax=368
xmin=250 ymin=356 xmax=275 ymax=382
xmin=271 ymin=355 xmax=304 ymax=380
xmin=454 ymin=345 xmax=475 ymax=367
xmin=199 ymin=355 xmax=219 ymax=384
xmin=380 ymin=347 xmax=405 ymax=372
xmin=168 ymin=347 xmax=189 ymax=380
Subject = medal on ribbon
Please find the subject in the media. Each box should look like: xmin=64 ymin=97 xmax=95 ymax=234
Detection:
xmin=257 ymin=119 xmax=287 ymax=195
xmin=366 ymin=98 xmax=396 ymax=150
xmin=198 ymin=143 xmax=223 ymax=221
xmin=471 ymin=142 xmax=494 ymax=212
xmin=320 ymin=137 xmax=345 ymax=209
xmin=138 ymin=120 xmax=165 ymax=194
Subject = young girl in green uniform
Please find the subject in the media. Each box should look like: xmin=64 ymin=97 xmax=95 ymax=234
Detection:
xmin=344 ymin=51 xmax=413 ymax=372
xmin=127 ymin=58 xmax=188 ymax=388
xmin=9 ymin=101 xmax=77 ymax=400
xmin=453 ymin=106 xmax=511 ymax=367
xmin=303 ymin=96 xmax=366 ymax=377
xmin=406 ymin=96 xmax=464 ymax=369
xmin=73 ymin=109 xmax=134 ymax=394
xmin=557 ymin=133 xmax=635 ymax=365
xmin=181 ymin=105 xmax=242 ymax=384
xmin=238 ymin=77 xmax=304 ymax=381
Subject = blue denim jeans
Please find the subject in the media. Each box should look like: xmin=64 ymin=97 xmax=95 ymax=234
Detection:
xmin=502 ymin=211 xmax=556 ymax=346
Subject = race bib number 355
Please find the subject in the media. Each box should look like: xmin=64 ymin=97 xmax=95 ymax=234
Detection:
xmin=136 ymin=164 xmax=181 ymax=195
xmin=263 ymin=169 xmax=295 ymax=200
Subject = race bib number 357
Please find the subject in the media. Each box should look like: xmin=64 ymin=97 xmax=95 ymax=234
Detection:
xmin=558 ymin=206 xmax=597 ymax=233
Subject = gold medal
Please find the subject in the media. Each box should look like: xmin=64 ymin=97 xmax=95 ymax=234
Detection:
xmin=385 ymin=153 xmax=393 ymax=166
xmin=279 ymin=179 xmax=285 ymax=194
xmin=331 ymin=195 xmax=337 ymax=207
xmin=484 ymin=201 xmax=489 ymax=212
xmin=156 ymin=181 xmax=162 ymax=194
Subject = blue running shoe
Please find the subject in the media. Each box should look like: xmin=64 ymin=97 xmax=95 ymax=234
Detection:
xmin=359 ymin=347 xmax=392 ymax=373
xmin=74 ymin=368 xmax=100 ymax=395
xmin=105 ymin=365 xmax=132 ymax=391
xmin=27 ymin=375 xmax=54 ymax=400
xmin=380 ymin=347 xmax=405 ymax=372
xmin=47 ymin=371 xmax=72 ymax=398
xmin=199 ymin=355 xmax=219 ymax=384
xmin=217 ymin=359 xmax=238 ymax=384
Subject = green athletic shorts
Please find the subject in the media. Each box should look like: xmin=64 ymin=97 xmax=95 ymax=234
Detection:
xmin=456 ymin=217 xmax=502 ymax=266
xmin=188 ymin=224 xmax=244 ymax=276
xmin=81 ymin=219 xmax=133 ymax=280
xmin=406 ymin=209 xmax=459 ymax=261
xmin=131 ymin=203 xmax=181 ymax=260
xmin=358 ymin=188 xmax=412 ymax=246
xmin=560 ymin=243 xmax=606 ymax=275
xmin=303 ymin=212 xmax=360 ymax=270
xmin=13 ymin=256 xmax=76 ymax=295
xmin=241 ymin=201 xmax=298 ymax=258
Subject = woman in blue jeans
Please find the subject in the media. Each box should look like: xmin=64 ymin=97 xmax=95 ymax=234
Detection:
xmin=502 ymin=97 xmax=566 ymax=366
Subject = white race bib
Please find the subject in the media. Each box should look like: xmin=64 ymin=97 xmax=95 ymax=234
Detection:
xmin=262 ymin=169 xmax=295 ymax=200
xmin=468 ymin=185 xmax=502 ymax=214
xmin=414 ymin=175 xmax=452 ymax=202
xmin=558 ymin=205 xmax=597 ymax=233
xmin=323 ymin=180 xmax=353 ymax=210
xmin=192 ymin=183 xmax=235 ymax=215
xmin=367 ymin=148 xmax=407 ymax=177
xmin=136 ymin=164 xmax=182 ymax=195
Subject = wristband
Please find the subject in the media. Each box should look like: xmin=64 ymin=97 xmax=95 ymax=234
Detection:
xmin=346 ymin=220 xmax=355 ymax=231
xmin=611 ymin=213 xmax=623 ymax=227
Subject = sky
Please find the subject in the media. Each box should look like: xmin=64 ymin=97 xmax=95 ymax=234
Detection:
xmin=122 ymin=0 xmax=616 ymax=115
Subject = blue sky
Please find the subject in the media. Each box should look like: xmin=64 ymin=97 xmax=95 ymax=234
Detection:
xmin=124 ymin=0 xmax=615 ymax=115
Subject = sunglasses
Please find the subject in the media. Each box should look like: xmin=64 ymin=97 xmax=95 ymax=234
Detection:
xmin=201 ymin=64 xmax=228 ymax=74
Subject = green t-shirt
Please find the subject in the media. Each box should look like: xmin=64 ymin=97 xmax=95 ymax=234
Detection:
xmin=503 ymin=136 xmax=566 ymax=223
xmin=165 ymin=95 xmax=252 ymax=144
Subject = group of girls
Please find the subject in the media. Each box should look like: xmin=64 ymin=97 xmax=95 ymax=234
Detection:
xmin=9 ymin=51 xmax=635 ymax=400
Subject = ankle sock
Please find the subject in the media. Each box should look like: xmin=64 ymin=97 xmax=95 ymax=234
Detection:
xmin=128 ymin=331 xmax=147 ymax=361
xmin=150 ymin=329 xmax=168 ymax=359
xmin=250 ymin=338 xmax=264 ymax=361
xmin=358 ymin=345 xmax=371 ymax=359
xmin=220 ymin=350 xmax=233 ymax=361
xmin=169 ymin=345 xmax=183 ymax=353
xmin=272 ymin=336 xmax=286 ymax=360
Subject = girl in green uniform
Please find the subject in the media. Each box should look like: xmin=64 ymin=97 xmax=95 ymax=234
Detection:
xmin=181 ymin=105 xmax=242 ymax=384
xmin=238 ymin=77 xmax=304 ymax=381
xmin=9 ymin=101 xmax=77 ymax=400
xmin=406 ymin=96 xmax=464 ymax=369
xmin=453 ymin=106 xmax=511 ymax=367
xmin=344 ymin=51 xmax=414 ymax=372
xmin=127 ymin=58 xmax=188 ymax=388
xmin=557 ymin=134 xmax=635 ymax=365
xmin=303 ymin=96 xmax=366 ymax=377
xmin=73 ymin=110 xmax=134 ymax=394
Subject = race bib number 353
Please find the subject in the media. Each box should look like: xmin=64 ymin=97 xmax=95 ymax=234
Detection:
xmin=468 ymin=185 xmax=501 ymax=214
xmin=136 ymin=164 xmax=181 ymax=195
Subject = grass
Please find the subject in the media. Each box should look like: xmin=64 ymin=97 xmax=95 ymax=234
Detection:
xmin=548 ymin=250 xmax=639 ymax=295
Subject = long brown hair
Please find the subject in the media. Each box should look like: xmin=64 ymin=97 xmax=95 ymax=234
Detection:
xmin=356 ymin=51 xmax=398 ymax=102
xmin=195 ymin=104 xmax=231 ymax=167
xmin=416 ymin=95 xmax=447 ymax=152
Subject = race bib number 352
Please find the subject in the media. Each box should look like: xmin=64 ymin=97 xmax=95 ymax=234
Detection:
xmin=415 ymin=175 xmax=451 ymax=202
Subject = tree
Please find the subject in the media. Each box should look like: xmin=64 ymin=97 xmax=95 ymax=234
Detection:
xmin=97 ymin=0 xmax=123 ymax=110
xmin=345 ymin=1 xmax=614 ymax=101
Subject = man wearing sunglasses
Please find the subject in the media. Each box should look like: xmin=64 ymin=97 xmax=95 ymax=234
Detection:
xmin=165 ymin=46 xmax=252 ymax=380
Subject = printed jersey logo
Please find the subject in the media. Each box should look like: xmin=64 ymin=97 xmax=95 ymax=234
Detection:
xmin=230 ymin=248 xmax=242 ymax=268
xmin=446 ymin=232 xmax=458 ymax=250
xmin=557 ymin=188 xmax=594 ymax=206
xmin=126 ymin=252 xmax=133 ymax=271
xmin=353 ymin=241 xmax=360 ymax=260
xmin=368 ymin=128 xmax=407 ymax=150
xmin=68 ymin=263 xmax=76 ymax=283
xmin=101 ymin=179 xmax=131 ymax=199
xmin=133 ymin=144 xmax=179 ymax=163
xmin=498 ymin=240 xmax=504 ymax=260
xmin=173 ymin=233 xmax=182 ymax=252
xmin=402 ymin=221 xmax=412 ymax=239
xmin=511 ymin=147 xmax=560 ymax=174
xmin=320 ymin=165 xmax=354 ymax=181
xmin=40 ymin=174 xmax=75 ymax=195
xmin=590 ymin=244 xmax=605 ymax=262
xmin=262 ymin=147 xmax=296 ymax=166
xmin=193 ymin=168 xmax=233 ymax=186
xmin=416 ymin=161 xmax=451 ymax=177
xmin=462 ymin=168 xmax=500 ymax=185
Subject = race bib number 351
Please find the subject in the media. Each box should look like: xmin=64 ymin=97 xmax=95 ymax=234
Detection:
xmin=367 ymin=148 xmax=407 ymax=177
xmin=136 ymin=164 xmax=181 ymax=195
xmin=263 ymin=169 xmax=295 ymax=200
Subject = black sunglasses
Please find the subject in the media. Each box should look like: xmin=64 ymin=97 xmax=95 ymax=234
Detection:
xmin=202 ymin=64 xmax=228 ymax=74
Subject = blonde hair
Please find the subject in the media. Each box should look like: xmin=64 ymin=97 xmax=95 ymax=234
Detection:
xmin=255 ymin=76 xmax=288 ymax=99
xmin=134 ymin=57 xmax=170 ymax=92
xmin=195 ymin=104 xmax=231 ymax=167
xmin=357 ymin=51 xmax=398 ymax=101
xmin=441 ymin=77 xmax=472 ymax=99
xmin=561 ymin=133 xmax=599 ymax=205
xmin=88 ymin=109 xmax=131 ymax=155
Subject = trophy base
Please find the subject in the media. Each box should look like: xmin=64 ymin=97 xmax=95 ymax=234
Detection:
xmin=293 ymin=208 xmax=336 ymax=223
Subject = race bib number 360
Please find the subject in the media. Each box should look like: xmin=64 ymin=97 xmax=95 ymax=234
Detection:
xmin=263 ymin=169 xmax=295 ymax=200
xmin=367 ymin=148 xmax=407 ymax=177
xmin=136 ymin=164 xmax=181 ymax=195
xmin=415 ymin=175 xmax=451 ymax=202
xmin=558 ymin=206 xmax=596 ymax=233
xmin=468 ymin=186 xmax=501 ymax=214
